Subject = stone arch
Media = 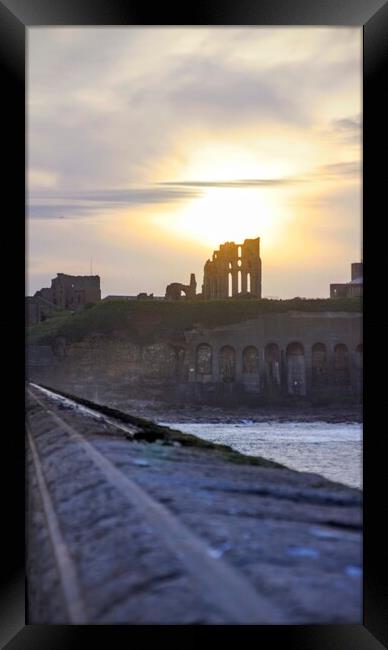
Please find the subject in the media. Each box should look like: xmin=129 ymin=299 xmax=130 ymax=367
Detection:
xmin=333 ymin=343 xmax=350 ymax=385
xmin=286 ymin=342 xmax=306 ymax=395
xmin=243 ymin=346 xmax=259 ymax=374
xmin=165 ymin=274 xmax=196 ymax=300
xmin=265 ymin=342 xmax=281 ymax=393
xmin=312 ymin=342 xmax=328 ymax=387
xmin=196 ymin=343 xmax=212 ymax=375
xmin=219 ymin=345 xmax=236 ymax=382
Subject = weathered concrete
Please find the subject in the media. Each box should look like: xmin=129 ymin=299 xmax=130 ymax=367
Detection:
xmin=27 ymin=385 xmax=362 ymax=625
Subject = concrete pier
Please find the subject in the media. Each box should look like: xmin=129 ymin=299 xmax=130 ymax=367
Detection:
xmin=26 ymin=384 xmax=362 ymax=624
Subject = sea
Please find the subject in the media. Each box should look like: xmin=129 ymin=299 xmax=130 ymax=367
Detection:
xmin=160 ymin=420 xmax=362 ymax=490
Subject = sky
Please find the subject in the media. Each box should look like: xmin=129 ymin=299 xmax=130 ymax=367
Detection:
xmin=27 ymin=27 xmax=362 ymax=298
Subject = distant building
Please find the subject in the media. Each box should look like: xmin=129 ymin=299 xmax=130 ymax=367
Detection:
xmin=35 ymin=273 xmax=101 ymax=309
xmin=330 ymin=263 xmax=363 ymax=298
xmin=27 ymin=273 xmax=101 ymax=326
xmin=26 ymin=294 xmax=56 ymax=326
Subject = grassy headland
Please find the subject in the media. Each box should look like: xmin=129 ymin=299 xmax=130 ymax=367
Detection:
xmin=27 ymin=297 xmax=362 ymax=346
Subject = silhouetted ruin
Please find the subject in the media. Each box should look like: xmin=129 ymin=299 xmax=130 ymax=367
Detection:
xmin=27 ymin=273 xmax=101 ymax=325
xmin=202 ymin=238 xmax=262 ymax=299
xmin=165 ymin=273 xmax=197 ymax=301
xmin=165 ymin=237 xmax=262 ymax=301
xmin=26 ymin=239 xmax=363 ymax=406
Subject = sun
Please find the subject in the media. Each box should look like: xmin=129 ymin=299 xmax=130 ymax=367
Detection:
xmin=153 ymin=185 xmax=289 ymax=250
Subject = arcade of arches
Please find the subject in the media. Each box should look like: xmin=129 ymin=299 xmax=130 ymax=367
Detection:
xmin=190 ymin=340 xmax=361 ymax=397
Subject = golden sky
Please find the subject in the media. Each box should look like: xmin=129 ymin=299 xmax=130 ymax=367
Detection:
xmin=28 ymin=27 xmax=361 ymax=298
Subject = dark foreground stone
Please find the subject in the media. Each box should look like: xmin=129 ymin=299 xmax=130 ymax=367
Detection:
xmin=26 ymin=385 xmax=362 ymax=625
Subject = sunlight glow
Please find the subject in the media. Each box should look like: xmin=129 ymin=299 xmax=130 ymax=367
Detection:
xmin=180 ymin=145 xmax=293 ymax=183
xmin=153 ymin=186 xmax=291 ymax=249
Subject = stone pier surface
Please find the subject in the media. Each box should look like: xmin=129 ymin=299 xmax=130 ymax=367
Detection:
xmin=26 ymin=384 xmax=362 ymax=625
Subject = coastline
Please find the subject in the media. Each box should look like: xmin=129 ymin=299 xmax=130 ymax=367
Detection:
xmin=108 ymin=398 xmax=363 ymax=425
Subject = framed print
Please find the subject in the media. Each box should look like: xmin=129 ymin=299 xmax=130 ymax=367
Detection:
xmin=1 ymin=0 xmax=387 ymax=647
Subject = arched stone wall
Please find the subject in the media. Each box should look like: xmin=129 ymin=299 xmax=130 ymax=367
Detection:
xmin=311 ymin=343 xmax=328 ymax=387
xmin=196 ymin=343 xmax=212 ymax=376
xmin=265 ymin=343 xmax=281 ymax=394
xmin=333 ymin=343 xmax=350 ymax=385
xmin=219 ymin=346 xmax=236 ymax=382
xmin=243 ymin=346 xmax=259 ymax=374
xmin=286 ymin=342 xmax=306 ymax=396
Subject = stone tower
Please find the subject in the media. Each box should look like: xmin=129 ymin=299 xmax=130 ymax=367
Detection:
xmin=202 ymin=237 xmax=262 ymax=299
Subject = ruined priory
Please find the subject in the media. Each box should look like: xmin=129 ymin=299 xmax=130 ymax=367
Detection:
xmin=27 ymin=236 xmax=362 ymax=405
xmin=166 ymin=237 xmax=262 ymax=300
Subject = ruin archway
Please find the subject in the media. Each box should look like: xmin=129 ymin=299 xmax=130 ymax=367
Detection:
xmin=312 ymin=343 xmax=328 ymax=387
xmin=196 ymin=343 xmax=212 ymax=376
xmin=219 ymin=346 xmax=236 ymax=382
xmin=243 ymin=346 xmax=259 ymax=374
xmin=333 ymin=343 xmax=350 ymax=385
xmin=286 ymin=342 xmax=306 ymax=395
xmin=165 ymin=274 xmax=196 ymax=301
xmin=265 ymin=343 xmax=281 ymax=394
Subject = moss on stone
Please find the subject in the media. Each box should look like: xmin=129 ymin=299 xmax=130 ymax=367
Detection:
xmin=34 ymin=382 xmax=286 ymax=469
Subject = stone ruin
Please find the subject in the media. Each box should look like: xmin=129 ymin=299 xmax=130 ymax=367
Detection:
xmin=202 ymin=237 xmax=262 ymax=299
xmin=165 ymin=237 xmax=262 ymax=301
xmin=165 ymin=273 xmax=197 ymax=301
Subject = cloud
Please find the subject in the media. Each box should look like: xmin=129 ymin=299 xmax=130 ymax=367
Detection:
xmin=316 ymin=161 xmax=361 ymax=178
xmin=160 ymin=159 xmax=361 ymax=189
xmin=28 ymin=204 xmax=93 ymax=220
xmin=28 ymin=186 xmax=200 ymax=219
xmin=159 ymin=59 xmax=305 ymax=127
xmin=333 ymin=115 xmax=361 ymax=131
xmin=330 ymin=114 xmax=361 ymax=144
xmin=159 ymin=178 xmax=297 ymax=189
xmin=28 ymin=154 xmax=361 ymax=221
xmin=28 ymin=28 xmax=361 ymax=193
xmin=159 ymin=54 xmax=359 ymax=130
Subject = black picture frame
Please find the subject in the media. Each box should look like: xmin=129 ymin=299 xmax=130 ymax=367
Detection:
xmin=1 ymin=0 xmax=386 ymax=647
